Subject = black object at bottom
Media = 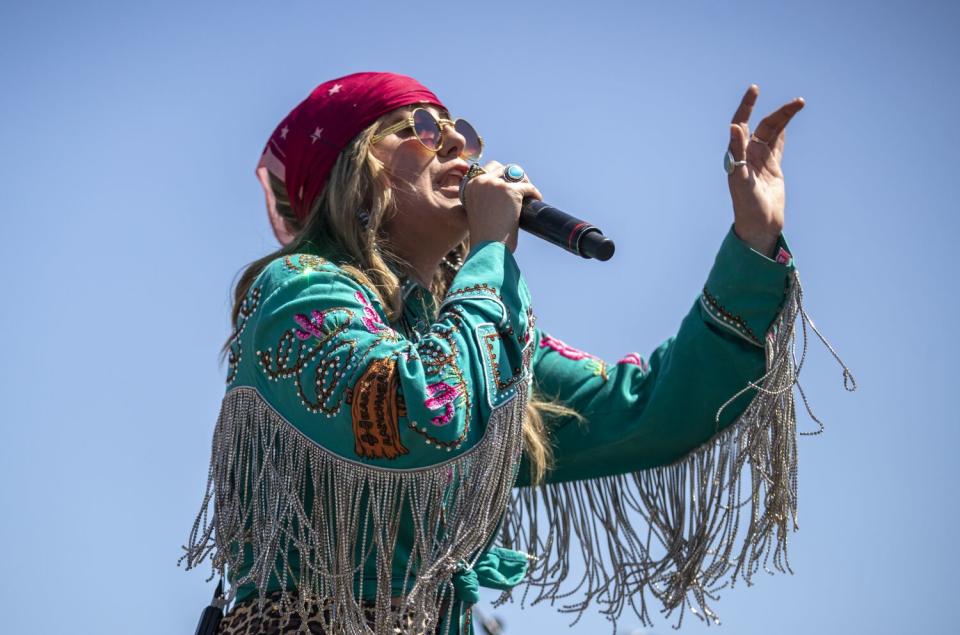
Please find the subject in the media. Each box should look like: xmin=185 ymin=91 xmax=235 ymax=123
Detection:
xmin=194 ymin=580 xmax=225 ymax=635
xmin=520 ymin=199 xmax=615 ymax=261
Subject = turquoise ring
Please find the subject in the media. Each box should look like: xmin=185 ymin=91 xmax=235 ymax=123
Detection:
xmin=501 ymin=163 xmax=526 ymax=183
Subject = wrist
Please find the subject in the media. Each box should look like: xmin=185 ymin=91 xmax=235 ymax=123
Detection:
xmin=468 ymin=232 xmax=516 ymax=254
xmin=732 ymin=223 xmax=779 ymax=258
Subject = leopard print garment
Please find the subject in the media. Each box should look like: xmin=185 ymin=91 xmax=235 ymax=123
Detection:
xmin=216 ymin=592 xmax=446 ymax=634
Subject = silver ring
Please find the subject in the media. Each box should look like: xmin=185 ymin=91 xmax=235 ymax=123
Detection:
xmin=724 ymin=150 xmax=748 ymax=175
xmin=501 ymin=163 xmax=526 ymax=183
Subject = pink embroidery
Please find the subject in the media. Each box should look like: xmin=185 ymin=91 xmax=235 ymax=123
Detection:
xmin=539 ymin=333 xmax=598 ymax=361
xmin=617 ymin=352 xmax=650 ymax=372
xmin=424 ymin=381 xmax=462 ymax=426
xmin=294 ymin=310 xmax=329 ymax=340
xmin=354 ymin=291 xmax=398 ymax=340
xmin=775 ymin=247 xmax=792 ymax=266
xmin=355 ymin=291 xmax=386 ymax=333
xmin=541 ymin=332 xmax=608 ymax=379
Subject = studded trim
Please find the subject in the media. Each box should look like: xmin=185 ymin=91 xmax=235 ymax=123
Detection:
xmin=700 ymin=285 xmax=762 ymax=346
xmin=226 ymin=286 xmax=262 ymax=384
xmin=282 ymin=253 xmax=327 ymax=274
xmin=256 ymin=307 xmax=361 ymax=416
xmin=483 ymin=331 xmax=527 ymax=392
xmin=405 ymin=323 xmax=473 ymax=451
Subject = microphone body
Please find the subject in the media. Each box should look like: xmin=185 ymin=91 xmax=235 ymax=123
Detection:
xmin=519 ymin=199 xmax=615 ymax=261
xmin=459 ymin=171 xmax=616 ymax=261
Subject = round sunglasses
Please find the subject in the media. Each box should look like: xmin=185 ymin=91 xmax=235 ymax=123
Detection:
xmin=371 ymin=108 xmax=483 ymax=162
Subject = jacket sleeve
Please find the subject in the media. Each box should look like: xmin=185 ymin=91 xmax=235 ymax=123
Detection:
xmin=501 ymin=225 xmax=816 ymax=624
xmin=245 ymin=240 xmax=535 ymax=468
xmin=500 ymin=226 xmax=814 ymax=627
xmin=513 ymin=227 xmax=795 ymax=486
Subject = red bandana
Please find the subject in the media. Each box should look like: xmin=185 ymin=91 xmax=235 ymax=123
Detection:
xmin=256 ymin=72 xmax=445 ymax=245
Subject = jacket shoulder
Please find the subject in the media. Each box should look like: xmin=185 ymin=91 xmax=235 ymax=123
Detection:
xmin=253 ymin=253 xmax=373 ymax=302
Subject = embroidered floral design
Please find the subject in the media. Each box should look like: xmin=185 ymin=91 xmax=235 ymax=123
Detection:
xmin=586 ymin=359 xmax=608 ymax=381
xmin=424 ymin=381 xmax=463 ymax=426
xmin=775 ymin=247 xmax=793 ymax=266
xmin=617 ymin=352 xmax=650 ymax=373
xmin=406 ymin=323 xmax=472 ymax=450
xmin=257 ymin=260 xmax=536 ymax=456
xmin=257 ymin=308 xmax=359 ymax=415
xmin=294 ymin=309 xmax=331 ymax=340
xmin=227 ymin=286 xmax=262 ymax=384
xmin=356 ymin=291 xmax=398 ymax=341
xmin=540 ymin=332 xmax=608 ymax=380
xmin=349 ymin=356 xmax=408 ymax=460
xmin=282 ymin=254 xmax=327 ymax=274
xmin=540 ymin=333 xmax=594 ymax=361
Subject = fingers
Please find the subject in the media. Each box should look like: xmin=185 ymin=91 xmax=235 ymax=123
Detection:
xmin=517 ymin=181 xmax=543 ymax=201
xmin=464 ymin=160 xmax=538 ymax=253
xmin=481 ymin=160 xmax=504 ymax=174
xmin=727 ymin=123 xmax=749 ymax=175
xmin=731 ymin=84 xmax=759 ymax=125
xmin=463 ymin=160 xmax=542 ymax=211
xmin=752 ymin=97 xmax=805 ymax=145
xmin=476 ymin=160 xmax=540 ymax=198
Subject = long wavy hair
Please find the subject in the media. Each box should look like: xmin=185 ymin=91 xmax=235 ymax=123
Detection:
xmin=225 ymin=113 xmax=581 ymax=484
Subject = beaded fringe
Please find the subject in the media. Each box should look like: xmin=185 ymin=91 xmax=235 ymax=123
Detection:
xmin=497 ymin=272 xmax=856 ymax=629
xmin=181 ymin=378 xmax=530 ymax=634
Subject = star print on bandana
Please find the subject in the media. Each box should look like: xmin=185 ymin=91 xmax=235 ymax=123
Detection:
xmin=255 ymin=72 xmax=445 ymax=238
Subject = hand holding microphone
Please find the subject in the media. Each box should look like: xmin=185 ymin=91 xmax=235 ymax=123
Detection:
xmin=459 ymin=160 xmax=540 ymax=254
xmin=459 ymin=161 xmax=615 ymax=261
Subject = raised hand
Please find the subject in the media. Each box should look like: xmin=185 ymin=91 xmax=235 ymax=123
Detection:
xmin=727 ymin=84 xmax=805 ymax=257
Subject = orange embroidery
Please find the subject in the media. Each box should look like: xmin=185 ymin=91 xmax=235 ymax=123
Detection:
xmin=349 ymin=357 xmax=409 ymax=460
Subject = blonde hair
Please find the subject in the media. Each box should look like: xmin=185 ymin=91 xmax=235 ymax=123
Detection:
xmin=227 ymin=114 xmax=581 ymax=484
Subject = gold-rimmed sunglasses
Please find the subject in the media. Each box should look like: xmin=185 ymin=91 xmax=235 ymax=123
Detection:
xmin=371 ymin=108 xmax=483 ymax=162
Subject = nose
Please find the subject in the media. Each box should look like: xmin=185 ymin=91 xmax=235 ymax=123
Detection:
xmin=438 ymin=121 xmax=467 ymax=160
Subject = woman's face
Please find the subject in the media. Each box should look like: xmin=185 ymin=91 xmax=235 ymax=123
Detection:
xmin=371 ymin=104 xmax=473 ymax=249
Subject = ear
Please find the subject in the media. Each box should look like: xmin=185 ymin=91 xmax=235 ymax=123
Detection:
xmin=256 ymin=163 xmax=296 ymax=246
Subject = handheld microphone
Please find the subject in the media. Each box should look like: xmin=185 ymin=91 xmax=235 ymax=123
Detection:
xmin=459 ymin=173 xmax=616 ymax=261
xmin=519 ymin=198 xmax=615 ymax=261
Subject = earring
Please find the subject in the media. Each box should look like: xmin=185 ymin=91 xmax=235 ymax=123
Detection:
xmin=356 ymin=208 xmax=371 ymax=229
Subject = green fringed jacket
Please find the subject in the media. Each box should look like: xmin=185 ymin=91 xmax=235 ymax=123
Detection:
xmin=184 ymin=227 xmax=801 ymax=632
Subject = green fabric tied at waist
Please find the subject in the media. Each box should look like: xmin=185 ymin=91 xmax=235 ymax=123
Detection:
xmin=452 ymin=547 xmax=530 ymax=605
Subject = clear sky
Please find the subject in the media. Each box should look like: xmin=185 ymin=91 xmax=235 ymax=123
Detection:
xmin=1 ymin=1 xmax=957 ymax=633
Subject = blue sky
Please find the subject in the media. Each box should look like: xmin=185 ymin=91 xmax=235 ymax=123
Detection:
xmin=1 ymin=1 xmax=957 ymax=633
